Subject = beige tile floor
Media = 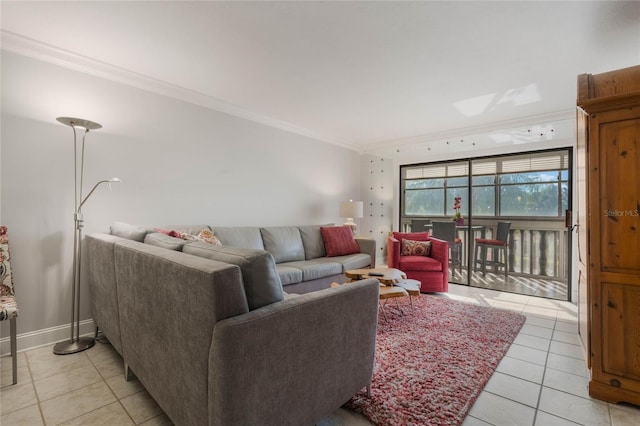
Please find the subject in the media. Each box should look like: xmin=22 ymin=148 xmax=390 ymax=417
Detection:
xmin=2 ymin=284 xmax=640 ymax=425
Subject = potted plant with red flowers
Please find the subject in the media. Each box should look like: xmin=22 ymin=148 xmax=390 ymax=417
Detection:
xmin=452 ymin=196 xmax=464 ymax=225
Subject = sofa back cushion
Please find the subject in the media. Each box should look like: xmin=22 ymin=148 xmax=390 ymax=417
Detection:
xmin=211 ymin=227 xmax=265 ymax=250
xmin=183 ymin=242 xmax=283 ymax=310
xmin=298 ymin=225 xmax=330 ymax=260
xmin=260 ymin=227 xmax=305 ymax=263
xmin=144 ymin=233 xmax=190 ymax=251
xmin=321 ymin=226 xmax=360 ymax=257
xmin=110 ymin=222 xmax=151 ymax=242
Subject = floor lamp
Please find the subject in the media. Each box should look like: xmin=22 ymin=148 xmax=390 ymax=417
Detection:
xmin=53 ymin=117 xmax=121 ymax=355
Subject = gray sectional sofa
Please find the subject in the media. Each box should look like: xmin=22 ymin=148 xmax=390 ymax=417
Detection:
xmin=110 ymin=222 xmax=377 ymax=294
xmin=212 ymin=224 xmax=376 ymax=293
xmin=86 ymin=222 xmax=380 ymax=426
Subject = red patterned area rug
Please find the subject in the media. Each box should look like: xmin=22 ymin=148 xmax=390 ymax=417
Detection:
xmin=345 ymin=294 xmax=526 ymax=426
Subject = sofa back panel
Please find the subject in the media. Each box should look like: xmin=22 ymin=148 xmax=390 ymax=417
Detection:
xmin=183 ymin=242 xmax=284 ymax=310
xmin=260 ymin=226 xmax=305 ymax=263
xmin=113 ymin=240 xmax=248 ymax=426
xmin=109 ymin=222 xmax=152 ymax=242
xmin=298 ymin=225 xmax=329 ymax=260
xmin=209 ymin=280 xmax=380 ymax=426
xmin=144 ymin=232 xmax=190 ymax=251
xmin=86 ymin=234 xmax=124 ymax=355
xmin=211 ymin=227 xmax=265 ymax=250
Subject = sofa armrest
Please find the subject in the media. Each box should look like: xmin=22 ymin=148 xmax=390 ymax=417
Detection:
xmin=428 ymin=236 xmax=449 ymax=267
xmin=209 ymin=279 xmax=379 ymax=426
xmin=387 ymin=236 xmax=401 ymax=268
xmin=355 ymin=237 xmax=376 ymax=266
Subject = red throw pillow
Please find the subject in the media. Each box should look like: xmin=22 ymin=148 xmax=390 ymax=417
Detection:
xmin=321 ymin=226 xmax=360 ymax=257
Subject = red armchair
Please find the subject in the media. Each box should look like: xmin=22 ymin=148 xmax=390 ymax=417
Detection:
xmin=387 ymin=231 xmax=449 ymax=293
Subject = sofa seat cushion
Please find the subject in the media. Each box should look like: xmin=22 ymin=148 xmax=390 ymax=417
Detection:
xmin=398 ymin=255 xmax=443 ymax=272
xmin=260 ymin=227 xmax=305 ymax=263
xmin=183 ymin=242 xmax=283 ymax=310
xmin=276 ymin=265 xmax=304 ymax=286
xmin=279 ymin=259 xmax=343 ymax=281
xmin=211 ymin=227 xmax=265 ymax=250
xmin=331 ymin=253 xmax=372 ymax=271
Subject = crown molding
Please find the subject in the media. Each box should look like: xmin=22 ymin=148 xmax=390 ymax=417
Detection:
xmin=1 ymin=30 xmax=356 ymax=151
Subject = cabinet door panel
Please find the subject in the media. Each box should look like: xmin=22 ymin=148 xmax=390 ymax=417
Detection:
xmin=600 ymin=283 xmax=640 ymax=384
xmin=598 ymin=114 xmax=640 ymax=274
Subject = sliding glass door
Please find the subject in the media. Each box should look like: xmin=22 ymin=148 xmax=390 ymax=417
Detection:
xmin=401 ymin=160 xmax=469 ymax=285
xmin=400 ymin=148 xmax=572 ymax=299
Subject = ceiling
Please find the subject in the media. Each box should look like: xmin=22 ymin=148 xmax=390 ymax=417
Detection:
xmin=2 ymin=1 xmax=639 ymax=158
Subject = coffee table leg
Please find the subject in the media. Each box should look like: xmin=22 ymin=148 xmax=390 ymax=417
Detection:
xmin=379 ymin=301 xmax=388 ymax=321
xmin=394 ymin=298 xmax=404 ymax=315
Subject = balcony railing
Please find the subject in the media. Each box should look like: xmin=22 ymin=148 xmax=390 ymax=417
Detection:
xmin=400 ymin=218 xmax=569 ymax=282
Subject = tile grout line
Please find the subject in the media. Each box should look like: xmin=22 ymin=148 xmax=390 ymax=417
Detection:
xmin=23 ymin=347 xmax=47 ymax=425
xmin=85 ymin=341 xmax=139 ymax=426
xmin=528 ymin=312 xmax=555 ymax=426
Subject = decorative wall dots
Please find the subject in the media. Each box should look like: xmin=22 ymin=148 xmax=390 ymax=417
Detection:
xmin=364 ymin=156 xmax=393 ymax=264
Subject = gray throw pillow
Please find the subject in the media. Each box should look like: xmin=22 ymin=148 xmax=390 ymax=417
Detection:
xmin=144 ymin=233 xmax=190 ymax=251
xmin=183 ymin=242 xmax=284 ymax=310
xmin=110 ymin=222 xmax=151 ymax=242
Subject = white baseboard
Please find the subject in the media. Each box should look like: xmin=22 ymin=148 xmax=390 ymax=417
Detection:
xmin=0 ymin=319 xmax=96 ymax=356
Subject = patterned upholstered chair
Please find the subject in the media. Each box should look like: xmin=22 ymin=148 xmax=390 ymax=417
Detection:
xmin=387 ymin=231 xmax=449 ymax=293
xmin=0 ymin=226 xmax=18 ymax=385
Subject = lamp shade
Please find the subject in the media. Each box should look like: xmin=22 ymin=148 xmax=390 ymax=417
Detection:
xmin=56 ymin=117 xmax=102 ymax=130
xmin=339 ymin=200 xmax=363 ymax=219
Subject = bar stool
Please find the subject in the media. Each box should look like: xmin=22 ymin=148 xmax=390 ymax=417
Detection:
xmin=474 ymin=221 xmax=511 ymax=279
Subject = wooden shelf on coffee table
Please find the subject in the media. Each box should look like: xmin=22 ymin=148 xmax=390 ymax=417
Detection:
xmin=345 ymin=267 xmax=406 ymax=286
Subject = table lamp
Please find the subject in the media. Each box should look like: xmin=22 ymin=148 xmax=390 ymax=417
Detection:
xmin=339 ymin=200 xmax=363 ymax=235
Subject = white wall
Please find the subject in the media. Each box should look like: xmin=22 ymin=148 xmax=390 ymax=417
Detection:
xmin=0 ymin=51 xmax=363 ymax=352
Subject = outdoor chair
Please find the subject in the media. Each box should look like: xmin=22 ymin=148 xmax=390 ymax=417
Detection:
xmin=0 ymin=226 xmax=18 ymax=385
xmin=474 ymin=221 xmax=511 ymax=279
xmin=410 ymin=219 xmax=431 ymax=233
xmin=431 ymin=221 xmax=462 ymax=277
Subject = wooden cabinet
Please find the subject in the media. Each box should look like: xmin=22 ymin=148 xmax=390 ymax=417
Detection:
xmin=577 ymin=65 xmax=640 ymax=405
